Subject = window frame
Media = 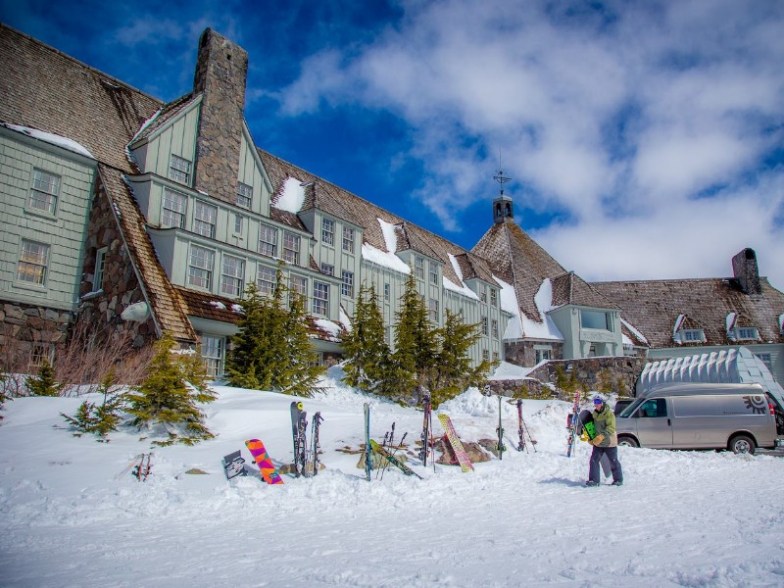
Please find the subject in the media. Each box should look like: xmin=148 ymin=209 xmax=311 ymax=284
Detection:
xmin=200 ymin=335 xmax=225 ymax=379
xmin=187 ymin=244 xmax=215 ymax=290
xmin=283 ymin=232 xmax=301 ymax=265
xmin=342 ymin=226 xmax=355 ymax=253
xmin=236 ymin=182 xmax=253 ymax=209
xmin=341 ymin=270 xmax=354 ymax=297
xmin=162 ymin=188 xmax=187 ymax=229
xmin=256 ymin=263 xmax=276 ymax=297
xmin=16 ymin=239 xmax=50 ymax=286
xmin=193 ymin=200 xmax=218 ymax=239
xmin=29 ymin=168 xmax=61 ymax=215
xmin=92 ymin=246 xmax=107 ymax=293
xmin=321 ymin=218 xmax=335 ymax=246
xmin=258 ymin=224 xmax=278 ymax=258
xmin=169 ymin=154 xmax=191 ymax=184
xmin=313 ymin=281 xmax=329 ymax=316
xmin=220 ymin=254 xmax=246 ymax=297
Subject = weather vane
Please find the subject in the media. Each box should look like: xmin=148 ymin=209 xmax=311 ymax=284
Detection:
xmin=493 ymin=153 xmax=511 ymax=195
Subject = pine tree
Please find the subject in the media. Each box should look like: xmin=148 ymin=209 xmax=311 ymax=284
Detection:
xmin=61 ymin=370 xmax=125 ymax=441
xmin=341 ymin=285 xmax=389 ymax=393
xmin=225 ymin=283 xmax=266 ymax=389
xmin=27 ymin=359 xmax=61 ymax=396
xmin=126 ymin=334 xmax=215 ymax=446
xmin=275 ymin=290 xmax=325 ymax=396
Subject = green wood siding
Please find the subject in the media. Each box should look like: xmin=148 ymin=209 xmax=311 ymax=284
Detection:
xmin=0 ymin=132 xmax=96 ymax=310
xmin=134 ymin=104 xmax=199 ymax=185
xmin=238 ymin=128 xmax=272 ymax=216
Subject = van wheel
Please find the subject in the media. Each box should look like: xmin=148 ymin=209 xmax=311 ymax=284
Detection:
xmin=618 ymin=436 xmax=639 ymax=448
xmin=729 ymin=435 xmax=755 ymax=455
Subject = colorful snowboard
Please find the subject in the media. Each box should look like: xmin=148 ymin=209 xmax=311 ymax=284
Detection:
xmin=437 ymin=413 xmax=474 ymax=472
xmin=577 ymin=410 xmax=612 ymax=477
xmin=369 ymin=439 xmax=423 ymax=480
xmin=245 ymin=439 xmax=284 ymax=485
xmin=222 ymin=449 xmax=247 ymax=480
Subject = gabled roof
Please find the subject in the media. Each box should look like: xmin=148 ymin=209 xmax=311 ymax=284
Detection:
xmin=592 ymin=277 xmax=784 ymax=348
xmin=0 ymin=24 xmax=162 ymax=172
xmin=129 ymin=93 xmax=200 ymax=147
xmin=551 ymin=272 xmax=620 ymax=310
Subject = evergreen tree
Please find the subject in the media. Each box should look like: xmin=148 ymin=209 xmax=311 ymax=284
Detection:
xmin=225 ymin=283 xmax=266 ymax=389
xmin=27 ymin=359 xmax=61 ymax=397
xmin=61 ymin=370 xmax=125 ymax=441
xmin=126 ymin=334 xmax=215 ymax=446
xmin=275 ymin=290 xmax=325 ymax=396
xmin=341 ymin=285 xmax=389 ymax=393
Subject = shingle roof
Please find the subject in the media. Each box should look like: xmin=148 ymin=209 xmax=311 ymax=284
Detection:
xmin=592 ymin=277 xmax=784 ymax=348
xmin=551 ymin=271 xmax=620 ymax=310
xmin=0 ymin=24 xmax=162 ymax=172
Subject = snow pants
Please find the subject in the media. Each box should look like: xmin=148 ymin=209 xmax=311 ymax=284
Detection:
xmin=588 ymin=446 xmax=623 ymax=484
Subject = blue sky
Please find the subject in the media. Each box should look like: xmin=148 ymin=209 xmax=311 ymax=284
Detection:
xmin=2 ymin=0 xmax=783 ymax=290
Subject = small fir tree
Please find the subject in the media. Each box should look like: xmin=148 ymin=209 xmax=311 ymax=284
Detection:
xmin=596 ymin=368 xmax=614 ymax=393
xmin=341 ymin=285 xmax=390 ymax=393
xmin=275 ymin=291 xmax=325 ymax=396
xmin=126 ymin=334 xmax=215 ymax=446
xmin=61 ymin=370 xmax=125 ymax=441
xmin=27 ymin=359 xmax=62 ymax=397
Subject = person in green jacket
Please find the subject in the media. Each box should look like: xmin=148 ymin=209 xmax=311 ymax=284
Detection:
xmin=585 ymin=395 xmax=623 ymax=487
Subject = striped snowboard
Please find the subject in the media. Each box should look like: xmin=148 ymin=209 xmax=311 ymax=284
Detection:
xmin=245 ymin=439 xmax=284 ymax=485
xmin=437 ymin=413 xmax=474 ymax=472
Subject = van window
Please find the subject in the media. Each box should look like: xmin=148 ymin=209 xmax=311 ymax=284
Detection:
xmin=636 ymin=399 xmax=667 ymax=418
xmin=672 ymin=394 xmax=767 ymax=417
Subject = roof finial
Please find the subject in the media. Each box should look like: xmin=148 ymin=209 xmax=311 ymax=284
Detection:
xmin=493 ymin=152 xmax=510 ymax=196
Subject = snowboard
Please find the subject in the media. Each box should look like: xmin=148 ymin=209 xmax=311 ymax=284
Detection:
xmin=577 ymin=410 xmax=612 ymax=477
xmin=437 ymin=413 xmax=474 ymax=472
xmin=290 ymin=401 xmax=308 ymax=477
xmin=222 ymin=449 xmax=247 ymax=480
xmin=245 ymin=439 xmax=284 ymax=485
xmin=369 ymin=439 xmax=423 ymax=480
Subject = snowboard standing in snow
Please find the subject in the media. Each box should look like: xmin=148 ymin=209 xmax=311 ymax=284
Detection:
xmin=577 ymin=410 xmax=612 ymax=477
xmin=245 ymin=439 xmax=285 ymax=484
xmin=222 ymin=449 xmax=247 ymax=480
xmin=437 ymin=413 xmax=474 ymax=472
xmin=566 ymin=391 xmax=581 ymax=457
xmin=369 ymin=439 xmax=423 ymax=480
xmin=290 ymin=401 xmax=309 ymax=477
xmin=363 ymin=403 xmax=371 ymax=481
xmin=307 ymin=411 xmax=324 ymax=476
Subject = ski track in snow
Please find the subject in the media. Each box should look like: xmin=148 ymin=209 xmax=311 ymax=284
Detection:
xmin=2 ymin=384 xmax=784 ymax=587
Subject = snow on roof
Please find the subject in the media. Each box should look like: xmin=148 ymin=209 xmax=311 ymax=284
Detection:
xmin=522 ymin=279 xmax=564 ymax=341
xmin=128 ymin=108 xmax=162 ymax=145
xmin=621 ymin=318 xmax=648 ymax=345
xmin=3 ymin=122 xmax=94 ymax=159
xmin=726 ymin=312 xmax=737 ymax=332
xmin=210 ymin=301 xmax=227 ymax=310
xmin=314 ymin=318 xmax=341 ymax=340
xmin=339 ymin=306 xmax=352 ymax=332
xmin=495 ymin=276 xmax=523 ymax=339
xmin=378 ymin=218 xmax=399 ymax=253
xmin=361 ymin=242 xmax=411 ymax=274
xmin=445 ymin=254 xmax=479 ymax=300
xmin=276 ymin=177 xmax=306 ymax=213
xmin=488 ymin=360 xmax=537 ymax=380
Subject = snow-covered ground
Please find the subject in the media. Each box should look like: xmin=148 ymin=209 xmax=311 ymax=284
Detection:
xmin=2 ymin=372 xmax=784 ymax=587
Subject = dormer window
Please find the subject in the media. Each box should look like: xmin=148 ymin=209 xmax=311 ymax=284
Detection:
xmin=169 ymin=154 xmax=192 ymax=185
xmin=236 ymin=182 xmax=253 ymax=209
xmin=681 ymin=329 xmax=705 ymax=343
xmin=734 ymin=327 xmax=759 ymax=341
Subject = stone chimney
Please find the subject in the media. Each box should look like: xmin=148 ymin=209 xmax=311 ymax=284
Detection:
xmin=192 ymin=29 xmax=248 ymax=205
xmin=732 ymin=248 xmax=761 ymax=295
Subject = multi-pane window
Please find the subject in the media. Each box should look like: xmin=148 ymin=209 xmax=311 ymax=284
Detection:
xmin=482 ymin=349 xmax=490 ymax=361
xmin=428 ymin=298 xmax=439 ymax=322
xmin=200 ymin=335 xmax=225 ymax=379
xmin=233 ymin=214 xmax=244 ymax=235
xmin=29 ymin=168 xmax=60 ymax=214
xmin=321 ymin=263 xmax=334 ymax=276
xmin=735 ymin=327 xmax=758 ymax=340
xmin=490 ymin=288 xmax=497 ymax=306
xmin=384 ymin=283 xmax=390 ymax=302
xmin=289 ymin=275 xmax=308 ymax=306
xmin=313 ymin=281 xmax=329 ymax=315
xmin=236 ymin=182 xmax=253 ymax=209
xmin=92 ymin=247 xmax=107 ymax=292
xmin=682 ymin=329 xmax=705 ymax=342
xmin=491 ymin=319 xmax=499 ymax=338
xmin=341 ymin=270 xmax=354 ymax=297
xmin=415 ymin=256 xmax=424 ymax=279
xmin=481 ymin=316 xmax=489 ymax=335
xmin=283 ymin=232 xmax=301 ymax=265
xmin=321 ymin=218 xmax=334 ymax=245
xmin=480 ymin=286 xmax=487 ymax=303
xmin=169 ymin=154 xmax=191 ymax=184
xmin=429 ymin=262 xmax=439 ymax=285
xmin=162 ymin=188 xmax=187 ymax=228
xmin=188 ymin=245 xmax=214 ymax=289
xmin=256 ymin=264 xmax=276 ymax=296
xmin=258 ymin=225 xmax=278 ymax=258
xmin=342 ymin=227 xmax=355 ymax=253
xmin=194 ymin=201 xmax=217 ymax=238
xmin=535 ymin=347 xmax=552 ymax=364
xmin=221 ymin=255 xmax=245 ymax=297
xmin=16 ymin=239 xmax=49 ymax=286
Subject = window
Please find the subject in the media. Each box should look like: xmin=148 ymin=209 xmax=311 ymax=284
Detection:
xmin=321 ymin=218 xmax=334 ymax=246
xmin=482 ymin=349 xmax=490 ymax=361
xmin=490 ymin=288 xmax=497 ymax=306
xmin=581 ymin=310 xmax=610 ymax=330
xmin=429 ymin=298 xmax=439 ymax=322
xmin=637 ymin=399 xmax=668 ymax=418
xmin=481 ymin=316 xmax=488 ymax=335
xmin=92 ymin=247 xmax=107 ymax=292
xmin=682 ymin=329 xmax=705 ymax=342
xmin=493 ymin=352 xmax=499 ymax=362
xmin=290 ymin=275 xmax=308 ymax=298
xmin=29 ymin=168 xmax=60 ymax=214
xmin=283 ymin=232 xmax=300 ymax=265
xmin=480 ymin=286 xmax=487 ymax=303
xmin=194 ymin=201 xmax=217 ymax=238
xmin=258 ymin=225 xmax=278 ymax=258
xmin=342 ymin=227 xmax=355 ymax=253
xmin=535 ymin=346 xmax=552 ymax=364
xmin=162 ymin=188 xmax=187 ymax=228
xmin=313 ymin=281 xmax=329 ymax=315
xmin=256 ymin=264 xmax=276 ymax=296
xmin=188 ymin=245 xmax=214 ymax=289
xmin=236 ymin=182 xmax=253 ymax=209
xmin=491 ymin=319 xmax=499 ymax=338
xmin=221 ymin=255 xmax=245 ymax=297
xmin=16 ymin=239 xmax=49 ymax=286
xmin=169 ymin=154 xmax=191 ymax=184
xmin=321 ymin=263 xmax=334 ymax=276
xmin=735 ymin=327 xmax=759 ymax=340
xmin=200 ymin=335 xmax=225 ymax=379
xmin=429 ymin=262 xmax=439 ymax=285
xmin=384 ymin=283 xmax=390 ymax=302
xmin=414 ymin=256 xmax=424 ymax=279
xmin=233 ymin=214 xmax=244 ymax=235
xmin=341 ymin=270 xmax=354 ymax=297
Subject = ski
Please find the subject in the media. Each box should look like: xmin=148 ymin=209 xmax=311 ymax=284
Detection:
xmin=308 ymin=412 xmax=324 ymax=476
xmin=516 ymin=399 xmax=526 ymax=452
xmin=419 ymin=392 xmax=434 ymax=468
xmin=132 ymin=452 xmax=152 ymax=481
xmin=245 ymin=439 xmax=284 ymax=484
xmin=566 ymin=391 xmax=581 ymax=457
xmin=222 ymin=449 xmax=247 ymax=480
xmin=363 ymin=403 xmax=371 ymax=481
xmin=290 ymin=401 xmax=307 ymax=477
xmin=437 ymin=413 xmax=474 ymax=472
xmin=496 ymin=394 xmax=506 ymax=459
xmin=369 ymin=439 xmax=422 ymax=480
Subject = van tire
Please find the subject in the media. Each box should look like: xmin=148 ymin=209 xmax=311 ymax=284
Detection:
xmin=729 ymin=434 xmax=755 ymax=455
xmin=618 ymin=436 xmax=639 ymax=448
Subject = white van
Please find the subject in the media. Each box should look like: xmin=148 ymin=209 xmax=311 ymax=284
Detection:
xmin=616 ymin=383 xmax=781 ymax=454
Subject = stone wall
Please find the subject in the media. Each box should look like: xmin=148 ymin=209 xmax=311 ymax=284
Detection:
xmin=504 ymin=340 xmax=564 ymax=366
xmin=0 ymin=301 xmax=72 ymax=367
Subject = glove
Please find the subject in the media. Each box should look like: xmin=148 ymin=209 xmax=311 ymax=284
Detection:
xmin=591 ymin=434 xmax=605 ymax=446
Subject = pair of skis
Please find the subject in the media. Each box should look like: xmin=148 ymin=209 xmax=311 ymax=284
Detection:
xmin=566 ymin=391 xmax=581 ymax=457
xmin=363 ymin=403 xmax=422 ymax=480
xmin=290 ymin=401 xmax=324 ymax=478
xmin=515 ymin=399 xmax=538 ymax=453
